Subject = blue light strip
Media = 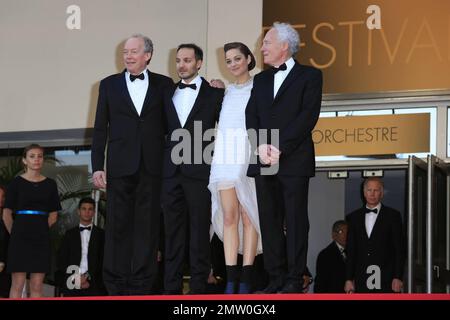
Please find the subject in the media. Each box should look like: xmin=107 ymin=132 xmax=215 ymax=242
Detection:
xmin=16 ymin=210 xmax=47 ymax=215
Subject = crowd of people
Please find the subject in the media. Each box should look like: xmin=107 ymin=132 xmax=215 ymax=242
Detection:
xmin=0 ymin=22 xmax=405 ymax=298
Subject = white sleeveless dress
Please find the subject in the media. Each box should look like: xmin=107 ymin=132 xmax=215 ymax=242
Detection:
xmin=208 ymin=79 xmax=262 ymax=254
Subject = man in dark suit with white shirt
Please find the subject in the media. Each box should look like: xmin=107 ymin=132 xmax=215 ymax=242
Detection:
xmin=314 ymin=220 xmax=348 ymax=293
xmin=91 ymin=34 xmax=173 ymax=295
xmin=57 ymin=198 xmax=106 ymax=296
xmin=161 ymin=43 xmax=224 ymax=294
xmin=246 ymin=22 xmax=322 ymax=293
xmin=344 ymin=177 xmax=405 ymax=293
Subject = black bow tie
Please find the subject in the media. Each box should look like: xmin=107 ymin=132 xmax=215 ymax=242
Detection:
xmin=79 ymin=226 xmax=92 ymax=232
xmin=179 ymin=82 xmax=197 ymax=90
xmin=365 ymin=208 xmax=378 ymax=214
xmin=130 ymin=73 xmax=145 ymax=82
xmin=271 ymin=63 xmax=287 ymax=74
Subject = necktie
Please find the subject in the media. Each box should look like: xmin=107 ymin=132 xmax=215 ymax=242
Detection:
xmin=271 ymin=63 xmax=287 ymax=74
xmin=130 ymin=73 xmax=145 ymax=82
xmin=365 ymin=208 xmax=378 ymax=214
xmin=79 ymin=226 xmax=92 ymax=232
xmin=341 ymin=248 xmax=347 ymax=261
xmin=179 ymin=82 xmax=197 ymax=90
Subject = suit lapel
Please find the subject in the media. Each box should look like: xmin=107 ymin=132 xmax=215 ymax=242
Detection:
xmin=74 ymin=229 xmax=82 ymax=262
xmin=115 ymin=70 xmax=139 ymax=117
xmin=183 ymin=78 xmax=207 ymax=128
xmin=140 ymin=70 xmax=155 ymax=116
xmin=273 ymin=62 xmax=303 ymax=103
xmin=262 ymin=71 xmax=274 ymax=104
xmin=87 ymin=227 xmax=97 ymax=269
xmin=369 ymin=205 xmax=385 ymax=239
xmin=359 ymin=209 xmax=370 ymax=240
xmin=167 ymin=84 xmax=182 ymax=128
xmin=333 ymin=242 xmax=345 ymax=262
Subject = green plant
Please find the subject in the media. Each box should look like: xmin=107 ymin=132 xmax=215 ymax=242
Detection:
xmin=0 ymin=156 xmax=22 ymax=186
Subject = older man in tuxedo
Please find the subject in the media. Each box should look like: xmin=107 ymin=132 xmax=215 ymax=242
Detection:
xmin=246 ymin=22 xmax=322 ymax=293
xmin=91 ymin=34 xmax=173 ymax=295
xmin=344 ymin=177 xmax=405 ymax=293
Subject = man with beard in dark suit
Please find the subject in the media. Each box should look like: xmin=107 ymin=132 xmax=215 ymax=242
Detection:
xmin=345 ymin=177 xmax=405 ymax=293
xmin=57 ymin=198 xmax=106 ymax=296
xmin=161 ymin=43 xmax=224 ymax=294
xmin=314 ymin=220 xmax=348 ymax=293
xmin=246 ymin=22 xmax=322 ymax=293
xmin=91 ymin=34 xmax=173 ymax=295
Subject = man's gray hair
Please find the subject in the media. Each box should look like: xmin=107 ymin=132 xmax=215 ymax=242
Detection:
xmin=272 ymin=22 xmax=300 ymax=56
xmin=129 ymin=33 xmax=154 ymax=54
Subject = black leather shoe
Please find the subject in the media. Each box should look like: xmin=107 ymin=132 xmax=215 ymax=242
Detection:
xmin=186 ymin=288 xmax=207 ymax=295
xmin=278 ymin=282 xmax=303 ymax=294
xmin=163 ymin=289 xmax=183 ymax=295
xmin=255 ymin=282 xmax=283 ymax=294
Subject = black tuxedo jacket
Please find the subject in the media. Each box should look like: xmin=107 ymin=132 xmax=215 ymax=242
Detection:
xmin=56 ymin=225 xmax=105 ymax=295
xmin=163 ymin=78 xmax=224 ymax=180
xmin=314 ymin=241 xmax=346 ymax=293
xmin=245 ymin=61 xmax=322 ymax=177
xmin=345 ymin=205 xmax=405 ymax=292
xmin=91 ymin=69 xmax=173 ymax=178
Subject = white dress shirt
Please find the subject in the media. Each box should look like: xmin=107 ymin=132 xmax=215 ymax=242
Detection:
xmin=125 ymin=69 xmax=149 ymax=116
xmin=79 ymin=223 xmax=92 ymax=274
xmin=365 ymin=203 xmax=381 ymax=238
xmin=273 ymin=57 xmax=295 ymax=98
xmin=172 ymin=75 xmax=202 ymax=127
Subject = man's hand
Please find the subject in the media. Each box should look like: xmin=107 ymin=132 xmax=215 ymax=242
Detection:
xmin=268 ymin=145 xmax=281 ymax=165
xmin=80 ymin=274 xmax=90 ymax=289
xmin=344 ymin=280 xmax=355 ymax=293
xmin=93 ymin=170 xmax=107 ymax=189
xmin=392 ymin=278 xmax=403 ymax=293
xmin=302 ymin=274 xmax=312 ymax=293
xmin=257 ymin=144 xmax=271 ymax=165
xmin=0 ymin=262 xmax=5 ymax=273
xmin=210 ymin=79 xmax=225 ymax=89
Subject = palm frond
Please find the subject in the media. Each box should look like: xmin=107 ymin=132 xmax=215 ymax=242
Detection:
xmin=0 ymin=157 xmax=23 ymax=185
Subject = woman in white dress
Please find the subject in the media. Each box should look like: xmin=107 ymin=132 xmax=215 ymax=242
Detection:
xmin=209 ymin=42 xmax=261 ymax=294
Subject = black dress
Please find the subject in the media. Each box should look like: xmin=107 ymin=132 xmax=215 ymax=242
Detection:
xmin=5 ymin=176 xmax=61 ymax=273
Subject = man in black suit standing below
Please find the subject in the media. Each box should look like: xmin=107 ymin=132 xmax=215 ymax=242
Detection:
xmin=246 ymin=22 xmax=322 ymax=293
xmin=91 ymin=34 xmax=173 ymax=295
xmin=162 ymin=44 xmax=224 ymax=294
xmin=314 ymin=220 xmax=348 ymax=293
xmin=344 ymin=177 xmax=405 ymax=293
xmin=57 ymin=198 xmax=106 ymax=296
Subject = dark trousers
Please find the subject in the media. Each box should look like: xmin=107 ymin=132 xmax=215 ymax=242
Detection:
xmin=103 ymin=163 xmax=161 ymax=295
xmin=255 ymin=175 xmax=310 ymax=285
xmin=162 ymin=173 xmax=211 ymax=293
xmin=0 ymin=270 xmax=11 ymax=298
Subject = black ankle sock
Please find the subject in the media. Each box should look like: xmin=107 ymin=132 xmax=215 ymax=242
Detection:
xmin=226 ymin=265 xmax=239 ymax=282
xmin=241 ymin=265 xmax=253 ymax=285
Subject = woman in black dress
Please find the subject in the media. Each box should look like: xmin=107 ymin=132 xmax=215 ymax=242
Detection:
xmin=2 ymin=144 xmax=61 ymax=298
